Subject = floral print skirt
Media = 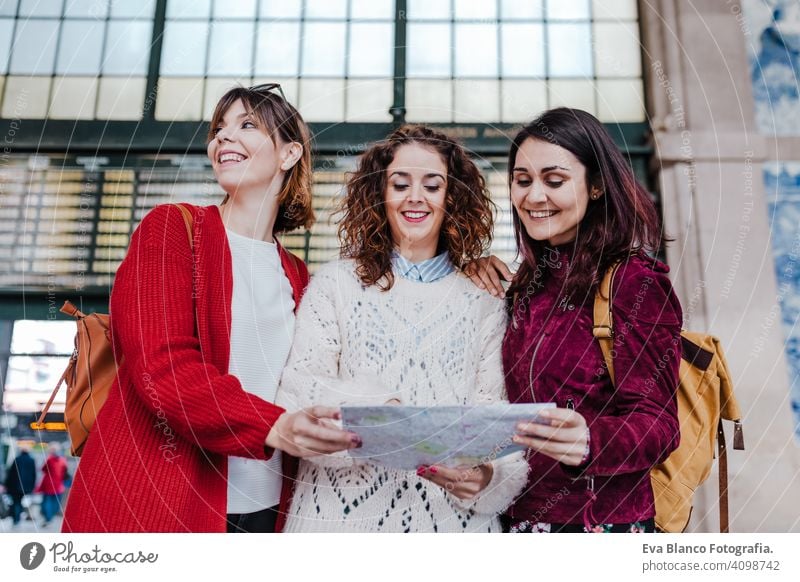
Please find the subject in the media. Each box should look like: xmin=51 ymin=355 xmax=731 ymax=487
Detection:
xmin=508 ymin=518 xmax=655 ymax=533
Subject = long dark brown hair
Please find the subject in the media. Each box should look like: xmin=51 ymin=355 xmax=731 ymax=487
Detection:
xmin=338 ymin=125 xmax=495 ymax=290
xmin=208 ymin=86 xmax=315 ymax=233
xmin=507 ymin=108 xmax=667 ymax=303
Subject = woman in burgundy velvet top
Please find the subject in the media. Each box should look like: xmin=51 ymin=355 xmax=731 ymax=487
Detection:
xmin=473 ymin=108 xmax=682 ymax=533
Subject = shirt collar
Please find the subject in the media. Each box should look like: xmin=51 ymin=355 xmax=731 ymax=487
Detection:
xmin=391 ymin=251 xmax=455 ymax=283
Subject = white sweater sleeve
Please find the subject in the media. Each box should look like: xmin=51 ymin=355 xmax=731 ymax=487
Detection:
xmin=452 ymin=298 xmax=529 ymax=515
xmin=276 ymin=263 xmax=395 ymax=468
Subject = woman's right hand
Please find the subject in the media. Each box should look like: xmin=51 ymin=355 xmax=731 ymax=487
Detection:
xmin=464 ymin=255 xmax=513 ymax=298
xmin=265 ymin=406 xmax=361 ymax=458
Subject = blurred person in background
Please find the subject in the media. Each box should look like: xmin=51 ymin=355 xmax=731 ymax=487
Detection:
xmin=3 ymin=443 xmax=36 ymax=527
xmin=37 ymin=442 xmax=67 ymax=527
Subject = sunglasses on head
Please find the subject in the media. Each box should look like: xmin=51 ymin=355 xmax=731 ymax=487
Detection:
xmin=247 ymin=82 xmax=286 ymax=102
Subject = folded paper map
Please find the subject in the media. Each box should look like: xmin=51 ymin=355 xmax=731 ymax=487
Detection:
xmin=341 ymin=403 xmax=555 ymax=470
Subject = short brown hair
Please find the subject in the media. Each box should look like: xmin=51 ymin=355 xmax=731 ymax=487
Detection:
xmin=338 ymin=125 xmax=495 ymax=290
xmin=208 ymin=86 xmax=315 ymax=233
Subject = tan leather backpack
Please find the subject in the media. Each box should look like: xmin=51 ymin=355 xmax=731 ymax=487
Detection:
xmin=593 ymin=262 xmax=745 ymax=532
xmin=35 ymin=204 xmax=194 ymax=456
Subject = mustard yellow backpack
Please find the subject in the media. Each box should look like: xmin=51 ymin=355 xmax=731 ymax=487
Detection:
xmin=593 ymin=263 xmax=745 ymax=532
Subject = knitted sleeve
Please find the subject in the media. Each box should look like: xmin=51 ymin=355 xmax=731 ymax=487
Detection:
xmin=276 ymin=262 xmax=394 ymax=468
xmin=110 ymin=205 xmax=284 ymax=460
xmin=452 ymin=297 xmax=529 ymax=515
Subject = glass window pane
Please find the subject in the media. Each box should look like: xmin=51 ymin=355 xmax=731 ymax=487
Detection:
xmin=49 ymin=75 xmax=98 ymax=119
xmin=501 ymin=0 xmax=543 ymax=20
xmin=407 ymin=23 xmax=451 ymax=77
xmin=212 ymin=0 xmax=256 ymax=19
xmin=501 ymin=79 xmax=547 ymax=121
xmin=207 ymin=21 xmax=255 ymax=76
xmin=96 ymin=76 xmax=146 ymax=120
xmin=9 ymin=19 xmax=59 ymax=75
xmin=10 ymin=320 xmax=75 ymax=354
xmin=6 ymin=355 xmax=71 ymax=401
xmin=547 ymin=23 xmax=592 ymax=77
xmin=501 ymin=23 xmax=544 ymax=77
xmin=454 ymin=0 xmax=496 ymax=20
xmin=594 ymin=21 xmax=641 ymax=77
xmin=166 ymin=0 xmax=210 ymax=19
xmin=155 ymin=77 xmax=204 ymax=120
xmin=301 ymin=22 xmax=345 ymax=76
xmin=407 ymin=0 xmax=451 ymax=20
xmin=64 ymin=0 xmax=108 ymax=18
xmin=351 ymin=0 xmax=394 ymax=20
xmin=0 ymin=19 xmax=13 ymax=74
xmin=161 ymin=21 xmax=210 ymax=76
xmin=203 ymin=77 xmax=239 ymax=120
xmin=454 ymin=79 xmax=499 ymax=122
xmin=19 ymin=0 xmax=62 ymax=17
xmin=0 ymin=0 xmax=19 ymax=16
xmin=259 ymin=0 xmax=301 ymax=19
xmin=406 ymin=79 xmax=453 ymax=122
xmin=298 ymin=78 xmax=344 ymax=121
xmin=110 ymin=0 xmax=155 ymax=18
xmin=103 ymin=20 xmax=153 ymax=75
xmin=548 ymin=79 xmax=595 ymax=114
xmin=56 ymin=19 xmax=105 ymax=75
xmin=547 ymin=0 xmax=589 ymax=20
xmin=593 ymin=0 xmax=637 ymax=20
xmin=2 ymin=76 xmax=50 ymax=118
xmin=349 ymin=22 xmax=393 ymax=77
xmin=345 ymin=78 xmax=392 ymax=121
xmin=596 ymin=78 xmax=643 ymax=122
xmin=255 ymin=21 xmax=300 ymax=76
xmin=304 ymin=0 xmax=346 ymax=19
xmin=455 ymin=24 xmax=497 ymax=77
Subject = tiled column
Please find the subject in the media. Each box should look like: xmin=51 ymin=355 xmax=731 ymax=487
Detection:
xmin=641 ymin=0 xmax=800 ymax=532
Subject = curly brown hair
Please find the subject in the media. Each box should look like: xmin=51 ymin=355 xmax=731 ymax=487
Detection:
xmin=208 ymin=86 xmax=315 ymax=233
xmin=338 ymin=125 xmax=495 ymax=290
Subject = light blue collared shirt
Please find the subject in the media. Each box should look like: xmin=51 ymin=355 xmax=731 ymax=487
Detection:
xmin=391 ymin=251 xmax=455 ymax=283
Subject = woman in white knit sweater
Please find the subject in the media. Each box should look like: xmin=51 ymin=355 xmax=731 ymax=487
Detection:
xmin=276 ymin=125 xmax=528 ymax=532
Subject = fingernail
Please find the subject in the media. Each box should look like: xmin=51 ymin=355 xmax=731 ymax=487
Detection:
xmin=351 ymin=435 xmax=362 ymax=448
xmin=429 ymin=466 xmax=438 ymax=474
xmin=416 ymin=466 xmax=426 ymax=476
xmin=333 ymin=411 xmax=342 ymax=420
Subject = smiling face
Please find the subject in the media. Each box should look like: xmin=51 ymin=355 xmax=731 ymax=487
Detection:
xmin=207 ymin=98 xmax=294 ymax=198
xmin=384 ymin=143 xmax=448 ymax=262
xmin=510 ymin=137 xmax=595 ymax=246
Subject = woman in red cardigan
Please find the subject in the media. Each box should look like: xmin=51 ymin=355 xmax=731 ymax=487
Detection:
xmin=62 ymin=85 xmax=359 ymax=533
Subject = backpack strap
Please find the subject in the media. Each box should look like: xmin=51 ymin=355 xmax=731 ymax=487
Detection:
xmin=592 ymin=262 xmax=623 ymax=385
xmin=174 ymin=203 xmax=195 ymax=250
xmin=717 ymin=419 xmax=730 ymax=533
xmin=35 ymin=301 xmax=84 ymax=429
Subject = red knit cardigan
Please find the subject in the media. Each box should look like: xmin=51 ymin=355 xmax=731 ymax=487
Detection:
xmin=62 ymin=204 xmax=306 ymax=532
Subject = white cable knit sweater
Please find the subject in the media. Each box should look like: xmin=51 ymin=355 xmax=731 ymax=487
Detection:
xmin=276 ymin=259 xmax=529 ymax=532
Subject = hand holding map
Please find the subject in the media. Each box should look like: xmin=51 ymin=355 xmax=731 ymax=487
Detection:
xmin=341 ymin=403 xmax=555 ymax=470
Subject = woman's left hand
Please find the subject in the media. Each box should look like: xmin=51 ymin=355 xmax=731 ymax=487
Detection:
xmin=417 ymin=463 xmax=493 ymax=500
xmin=514 ymin=408 xmax=589 ymax=466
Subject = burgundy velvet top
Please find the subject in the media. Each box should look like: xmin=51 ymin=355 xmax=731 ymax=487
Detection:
xmin=502 ymin=246 xmax=682 ymax=526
